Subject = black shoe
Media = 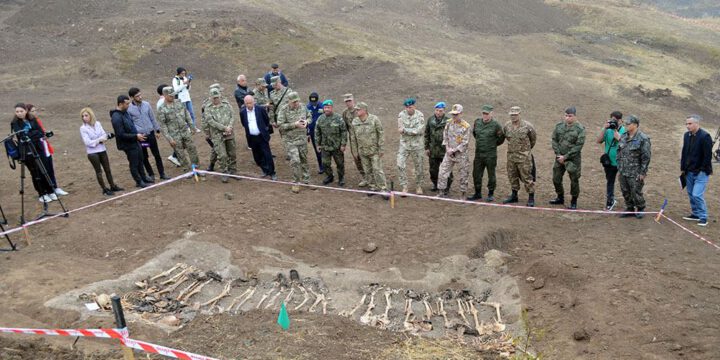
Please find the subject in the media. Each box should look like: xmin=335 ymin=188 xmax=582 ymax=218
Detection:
xmin=143 ymin=176 xmax=155 ymax=183
xmin=322 ymin=176 xmax=334 ymax=185
xmin=682 ymin=214 xmax=700 ymax=221
xmin=467 ymin=193 xmax=482 ymax=201
xmin=431 ymin=183 xmax=438 ymax=192
xmin=110 ymin=185 xmax=124 ymax=192
xmin=527 ymin=193 xmax=535 ymax=207
xmin=502 ymin=190 xmax=518 ymax=204
xmin=271 ymin=174 xmax=277 ymax=181
xmin=338 ymin=177 xmax=345 ymax=187
xmin=136 ymin=181 xmax=148 ymax=188
xmin=485 ymin=191 xmax=494 ymax=202
xmin=620 ymin=208 xmax=636 ymax=218
xmin=318 ymin=168 xmax=325 ymax=174
xmin=159 ymin=174 xmax=170 ymax=180
xmin=635 ymin=207 xmax=645 ymax=219
xmin=207 ymin=165 xmax=215 ymax=172
xmin=549 ymin=197 xmax=564 ymax=205
xmin=568 ymin=202 xmax=577 ymax=210
xmin=102 ymin=189 xmax=114 ymax=196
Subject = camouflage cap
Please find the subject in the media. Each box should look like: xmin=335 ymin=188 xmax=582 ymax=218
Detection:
xmin=626 ymin=114 xmax=639 ymax=125
xmin=209 ymin=83 xmax=223 ymax=90
xmin=481 ymin=104 xmax=494 ymax=113
xmin=270 ymin=76 xmax=281 ymax=85
xmin=209 ymin=88 xmax=221 ymax=98
xmin=449 ymin=104 xmax=463 ymax=115
xmin=509 ymin=106 xmax=521 ymax=115
xmin=565 ymin=106 xmax=577 ymax=115
xmin=354 ymin=101 xmax=368 ymax=111
xmin=287 ymin=91 xmax=300 ymax=102
xmin=255 ymin=78 xmax=265 ymax=86
xmin=343 ymin=93 xmax=354 ymax=102
xmin=162 ymin=86 xmax=176 ymax=96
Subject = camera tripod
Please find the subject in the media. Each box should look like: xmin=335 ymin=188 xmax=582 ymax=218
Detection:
xmin=0 ymin=199 xmax=15 ymax=251
xmin=13 ymin=133 xmax=69 ymax=225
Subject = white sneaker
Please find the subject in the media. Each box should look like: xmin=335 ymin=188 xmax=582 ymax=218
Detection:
xmin=49 ymin=193 xmax=58 ymax=201
xmin=195 ymin=128 xmax=202 ymax=133
xmin=39 ymin=195 xmax=53 ymax=203
xmin=168 ymin=155 xmax=181 ymax=167
xmin=54 ymin=188 xmax=69 ymax=196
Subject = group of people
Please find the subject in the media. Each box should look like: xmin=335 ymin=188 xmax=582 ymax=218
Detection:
xmin=7 ymin=63 xmax=714 ymax=227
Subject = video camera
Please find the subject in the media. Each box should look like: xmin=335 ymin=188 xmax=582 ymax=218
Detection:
xmin=607 ymin=119 xmax=619 ymax=130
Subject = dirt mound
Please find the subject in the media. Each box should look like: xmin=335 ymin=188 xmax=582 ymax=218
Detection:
xmin=441 ymin=0 xmax=577 ymax=35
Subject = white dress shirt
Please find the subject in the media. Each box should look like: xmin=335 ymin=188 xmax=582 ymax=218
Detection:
xmin=247 ymin=107 xmax=260 ymax=136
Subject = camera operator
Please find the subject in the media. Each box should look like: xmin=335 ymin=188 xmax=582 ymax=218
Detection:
xmin=111 ymin=95 xmax=153 ymax=188
xmin=596 ymin=111 xmax=625 ymax=210
xmin=80 ymin=107 xmax=123 ymax=196
xmin=173 ymin=67 xmax=199 ymax=132
xmin=27 ymin=104 xmax=69 ymax=196
xmin=10 ymin=103 xmax=55 ymax=202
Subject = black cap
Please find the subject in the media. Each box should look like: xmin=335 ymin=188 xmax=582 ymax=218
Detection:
xmin=565 ymin=106 xmax=576 ymax=115
xmin=271 ymin=63 xmax=279 ymax=69
xmin=626 ymin=115 xmax=639 ymax=125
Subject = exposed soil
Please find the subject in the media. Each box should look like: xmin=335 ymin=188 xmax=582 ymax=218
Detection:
xmin=0 ymin=0 xmax=719 ymax=359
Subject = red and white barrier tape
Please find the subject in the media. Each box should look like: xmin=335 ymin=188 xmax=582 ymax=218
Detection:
xmin=661 ymin=214 xmax=720 ymax=250
xmin=119 ymin=337 xmax=219 ymax=360
xmin=0 ymin=326 xmax=128 ymax=339
xmin=0 ymin=325 xmax=219 ymax=360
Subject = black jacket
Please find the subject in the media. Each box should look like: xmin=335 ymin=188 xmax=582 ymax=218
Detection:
xmin=681 ymin=128 xmax=713 ymax=175
xmin=234 ymin=85 xmax=249 ymax=111
xmin=10 ymin=117 xmax=45 ymax=157
xmin=240 ymin=105 xmax=271 ymax=142
xmin=110 ymin=109 xmax=140 ymax=151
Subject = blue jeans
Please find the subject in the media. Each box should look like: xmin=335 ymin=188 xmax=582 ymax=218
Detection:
xmin=184 ymin=101 xmax=197 ymax=127
xmin=686 ymin=171 xmax=708 ymax=220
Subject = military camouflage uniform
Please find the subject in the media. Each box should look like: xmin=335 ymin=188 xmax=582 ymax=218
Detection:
xmin=438 ymin=119 xmax=471 ymax=193
xmin=157 ymin=101 xmax=199 ymax=170
xmin=343 ymin=107 xmax=365 ymax=177
xmin=201 ymin=95 xmax=231 ymax=168
xmin=472 ymin=118 xmax=505 ymax=195
xmin=425 ymin=113 xmax=452 ymax=189
xmin=277 ymin=102 xmax=310 ymax=184
xmin=397 ymin=109 xmax=425 ymax=189
xmin=253 ymin=87 xmax=272 ymax=116
xmin=617 ymin=130 xmax=651 ymax=209
xmin=503 ymin=120 xmax=537 ymax=194
xmin=204 ymin=101 xmax=237 ymax=174
xmin=351 ymin=114 xmax=386 ymax=191
xmin=315 ymin=112 xmax=347 ymax=180
xmin=551 ymin=121 xmax=586 ymax=199
xmin=270 ymin=86 xmax=294 ymax=127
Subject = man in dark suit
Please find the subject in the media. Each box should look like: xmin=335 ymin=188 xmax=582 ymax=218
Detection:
xmin=240 ymin=94 xmax=276 ymax=180
xmin=111 ymin=95 xmax=152 ymax=188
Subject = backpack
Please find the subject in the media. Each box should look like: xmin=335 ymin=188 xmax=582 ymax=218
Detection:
xmin=4 ymin=139 xmax=18 ymax=169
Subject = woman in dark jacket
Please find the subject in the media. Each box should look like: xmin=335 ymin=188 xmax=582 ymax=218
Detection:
xmin=10 ymin=103 xmax=55 ymax=203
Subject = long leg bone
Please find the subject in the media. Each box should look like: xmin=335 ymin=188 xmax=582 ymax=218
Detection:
xmin=157 ymin=275 xmax=190 ymax=296
xmin=422 ymin=296 xmax=434 ymax=321
xmin=202 ymin=281 xmax=233 ymax=307
xmin=256 ymin=284 xmax=278 ymax=309
xmin=468 ymin=301 xmax=482 ymax=335
xmin=321 ymin=296 xmax=328 ymax=315
xmin=339 ymin=293 xmax=367 ymax=317
xmin=150 ymin=263 xmax=186 ymax=281
xmin=176 ymin=280 xmax=201 ymax=301
xmin=293 ymin=285 xmax=309 ymax=311
xmin=360 ymin=287 xmax=381 ymax=324
xmin=182 ymin=279 xmax=213 ymax=302
xmin=234 ymin=287 xmax=256 ymax=313
xmin=161 ymin=266 xmax=195 ymax=285
xmin=457 ymin=299 xmax=469 ymax=325
xmin=264 ymin=288 xmax=284 ymax=310
xmin=480 ymin=301 xmax=506 ymax=332
xmin=283 ymin=285 xmax=296 ymax=306
xmin=308 ymin=287 xmax=325 ymax=313
xmin=226 ymin=287 xmax=252 ymax=312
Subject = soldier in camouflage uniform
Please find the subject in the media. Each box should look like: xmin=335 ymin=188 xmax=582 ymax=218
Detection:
xmin=616 ymin=115 xmax=651 ymax=218
xmin=269 ymin=76 xmax=293 ymax=128
xmin=351 ymin=102 xmax=388 ymax=196
xmin=550 ymin=107 xmax=586 ymax=209
xmin=502 ymin=106 xmax=537 ymax=206
xmin=277 ymin=92 xmax=310 ymax=193
xmin=157 ymin=87 xmax=200 ymax=172
xmin=314 ymin=99 xmax=347 ymax=186
xmin=437 ymin=104 xmax=471 ymax=199
xmin=468 ymin=104 xmax=505 ymax=202
xmin=343 ymin=94 xmax=366 ymax=186
xmin=204 ymin=87 xmax=237 ymax=183
xmin=253 ymin=78 xmax=272 ymax=118
xmin=425 ymin=102 xmax=452 ymax=192
xmin=201 ymin=83 xmax=227 ymax=172
xmin=397 ymin=98 xmax=425 ymax=194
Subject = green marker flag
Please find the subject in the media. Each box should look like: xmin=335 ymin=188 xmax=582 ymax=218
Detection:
xmin=277 ymin=301 xmax=290 ymax=330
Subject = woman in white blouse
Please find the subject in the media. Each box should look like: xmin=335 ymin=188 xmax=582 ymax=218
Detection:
xmin=79 ymin=107 xmax=123 ymax=196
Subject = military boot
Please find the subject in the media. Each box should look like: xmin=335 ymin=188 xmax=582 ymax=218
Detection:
xmin=485 ymin=190 xmax=494 ymax=202
xmin=502 ymin=190 xmax=518 ymax=204
xmin=206 ymin=160 xmax=216 ymax=172
xmin=526 ymin=193 xmax=535 ymax=207
xmin=568 ymin=197 xmax=578 ymax=210
xmin=338 ymin=177 xmax=345 ymax=187
xmin=467 ymin=191 xmax=482 ymax=201
xmin=619 ymin=207 xmax=635 ymax=218
xmin=635 ymin=206 xmax=645 ymax=219
xmin=431 ymin=182 xmax=438 ymax=192
xmin=322 ymin=175 xmax=334 ymax=185
xmin=549 ymin=196 xmax=564 ymax=205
